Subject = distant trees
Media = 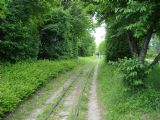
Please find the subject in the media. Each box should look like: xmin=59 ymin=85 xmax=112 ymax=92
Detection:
xmin=0 ymin=0 xmax=95 ymax=62
xmin=78 ymin=32 xmax=96 ymax=56
xmin=98 ymin=40 xmax=105 ymax=55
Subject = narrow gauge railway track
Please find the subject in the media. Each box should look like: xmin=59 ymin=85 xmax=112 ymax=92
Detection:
xmin=44 ymin=63 xmax=95 ymax=120
xmin=73 ymin=64 xmax=95 ymax=120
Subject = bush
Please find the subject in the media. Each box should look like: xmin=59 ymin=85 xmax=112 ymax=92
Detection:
xmin=0 ymin=22 xmax=39 ymax=62
xmin=105 ymin=29 xmax=132 ymax=62
xmin=0 ymin=59 xmax=84 ymax=118
xmin=0 ymin=0 xmax=42 ymax=62
xmin=38 ymin=8 xmax=73 ymax=60
xmin=78 ymin=32 xmax=96 ymax=57
xmin=117 ymin=58 xmax=150 ymax=90
xmin=98 ymin=62 xmax=160 ymax=120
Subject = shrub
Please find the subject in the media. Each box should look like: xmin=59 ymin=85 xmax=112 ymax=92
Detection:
xmin=98 ymin=62 xmax=160 ymax=120
xmin=0 ymin=59 xmax=84 ymax=118
xmin=105 ymin=28 xmax=132 ymax=62
xmin=0 ymin=22 xmax=39 ymax=62
xmin=117 ymin=58 xmax=150 ymax=90
xmin=38 ymin=8 xmax=73 ymax=60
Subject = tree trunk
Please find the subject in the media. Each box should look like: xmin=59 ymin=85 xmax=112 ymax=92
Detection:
xmin=139 ymin=25 xmax=154 ymax=63
xmin=126 ymin=31 xmax=139 ymax=56
xmin=151 ymin=52 xmax=160 ymax=66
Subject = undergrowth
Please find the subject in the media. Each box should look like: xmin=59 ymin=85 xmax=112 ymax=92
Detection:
xmin=0 ymin=58 xmax=86 ymax=118
xmin=98 ymin=61 xmax=160 ymax=120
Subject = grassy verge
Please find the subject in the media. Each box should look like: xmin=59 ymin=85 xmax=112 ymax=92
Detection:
xmin=98 ymin=61 xmax=160 ymax=120
xmin=0 ymin=58 xmax=88 ymax=118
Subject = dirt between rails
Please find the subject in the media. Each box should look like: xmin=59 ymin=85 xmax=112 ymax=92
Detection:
xmin=25 ymin=64 xmax=90 ymax=120
xmin=49 ymin=65 xmax=93 ymax=120
xmin=87 ymin=64 xmax=101 ymax=120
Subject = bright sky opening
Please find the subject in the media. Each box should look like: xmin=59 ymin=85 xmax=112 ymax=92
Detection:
xmin=92 ymin=23 xmax=106 ymax=47
xmin=92 ymin=16 xmax=106 ymax=47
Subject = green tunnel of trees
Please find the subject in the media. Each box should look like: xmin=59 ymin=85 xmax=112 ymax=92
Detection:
xmin=0 ymin=0 xmax=96 ymax=62
xmin=93 ymin=0 xmax=160 ymax=65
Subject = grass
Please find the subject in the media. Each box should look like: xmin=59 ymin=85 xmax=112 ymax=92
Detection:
xmin=98 ymin=61 xmax=160 ymax=120
xmin=0 ymin=58 xmax=89 ymax=118
xmin=4 ymin=61 xmax=88 ymax=120
xmin=76 ymin=69 xmax=93 ymax=120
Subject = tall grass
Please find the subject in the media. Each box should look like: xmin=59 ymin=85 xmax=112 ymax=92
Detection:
xmin=98 ymin=62 xmax=160 ymax=120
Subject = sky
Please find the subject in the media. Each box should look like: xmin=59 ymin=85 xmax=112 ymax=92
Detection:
xmin=92 ymin=23 xmax=106 ymax=47
xmin=91 ymin=15 xmax=106 ymax=47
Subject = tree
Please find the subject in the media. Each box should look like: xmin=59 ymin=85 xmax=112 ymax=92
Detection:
xmin=38 ymin=1 xmax=94 ymax=59
xmin=0 ymin=0 xmax=60 ymax=62
xmin=68 ymin=1 xmax=93 ymax=58
xmin=94 ymin=0 xmax=160 ymax=65
xmin=78 ymin=32 xmax=96 ymax=56
xmin=105 ymin=28 xmax=132 ymax=61
xmin=0 ymin=0 xmax=95 ymax=62
xmin=38 ymin=8 xmax=73 ymax=59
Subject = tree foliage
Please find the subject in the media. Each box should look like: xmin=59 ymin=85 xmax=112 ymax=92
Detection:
xmin=105 ymin=27 xmax=132 ymax=61
xmin=98 ymin=40 xmax=105 ymax=55
xmin=38 ymin=8 xmax=73 ymax=59
xmin=0 ymin=0 xmax=95 ymax=62
xmin=92 ymin=0 xmax=160 ymax=65
xmin=78 ymin=32 xmax=96 ymax=56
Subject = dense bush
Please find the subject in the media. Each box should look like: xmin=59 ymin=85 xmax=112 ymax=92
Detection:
xmin=38 ymin=8 xmax=73 ymax=59
xmin=105 ymin=29 xmax=132 ymax=62
xmin=0 ymin=1 xmax=42 ymax=62
xmin=117 ymin=58 xmax=150 ymax=90
xmin=0 ymin=59 xmax=85 ymax=118
xmin=0 ymin=1 xmax=95 ymax=62
xmin=0 ymin=22 xmax=39 ymax=62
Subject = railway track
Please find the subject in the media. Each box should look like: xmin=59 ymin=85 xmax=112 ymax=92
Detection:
xmin=43 ymin=63 xmax=95 ymax=120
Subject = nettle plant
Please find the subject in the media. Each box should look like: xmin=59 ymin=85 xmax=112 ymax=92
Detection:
xmin=117 ymin=58 xmax=150 ymax=91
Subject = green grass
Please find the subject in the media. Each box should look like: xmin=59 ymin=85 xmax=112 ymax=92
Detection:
xmin=98 ymin=61 xmax=160 ymax=120
xmin=0 ymin=58 xmax=88 ymax=118
xmin=76 ymin=71 xmax=93 ymax=120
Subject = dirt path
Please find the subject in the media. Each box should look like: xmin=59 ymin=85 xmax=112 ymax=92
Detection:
xmin=87 ymin=64 xmax=101 ymax=120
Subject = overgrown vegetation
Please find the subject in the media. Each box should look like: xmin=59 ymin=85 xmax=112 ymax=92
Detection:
xmin=1 ymin=0 xmax=160 ymax=119
xmin=98 ymin=62 xmax=160 ymax=120
xmin=0 ymin=1 xmax=95 ymax=62
xmin=0 ymin=1 xmax=96 ymax=117
xmin=105 ymin=31 xmax=132 ymax=61
xmin=0 ymin=59 xmax=85 ymax=118
xmin=116 ymin=58 xmax=150 ymax=90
